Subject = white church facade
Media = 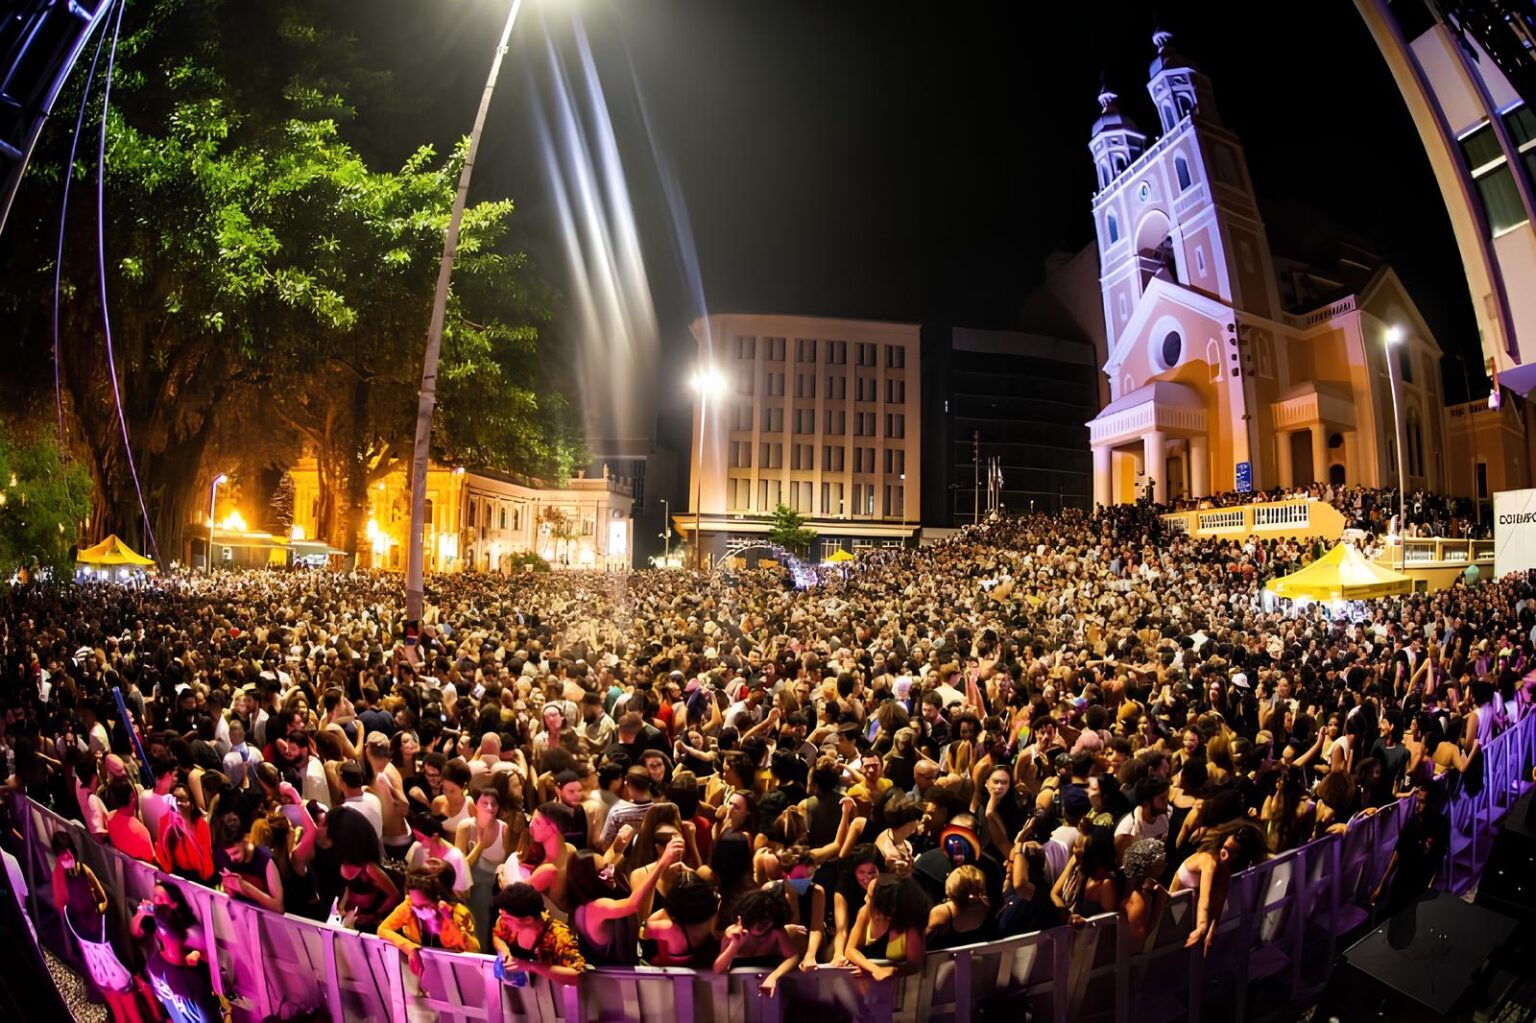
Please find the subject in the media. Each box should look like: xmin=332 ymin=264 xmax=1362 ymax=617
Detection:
xmin=1086 ymin=31 xmax=1449 ymax=506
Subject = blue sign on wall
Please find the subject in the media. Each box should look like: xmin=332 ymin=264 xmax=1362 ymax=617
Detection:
xmin=1235 ymin=461 xmax=1252 ymax=493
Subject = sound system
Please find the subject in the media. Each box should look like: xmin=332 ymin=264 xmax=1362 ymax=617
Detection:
xmin=1476 ymin=789 xmax=1536 ymax=921
xmin=1339 ymin=890 xmax=1518 ymax=1018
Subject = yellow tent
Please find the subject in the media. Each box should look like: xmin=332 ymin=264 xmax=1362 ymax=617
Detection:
xmin=75 ymin=534 xmax=155 ymax=567
xmin=824 ymin=547 xmax=856 ymax=563
xmin=1264 ymin=542 xmax=1412 ymax=602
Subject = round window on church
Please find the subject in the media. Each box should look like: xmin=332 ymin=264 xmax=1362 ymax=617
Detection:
xmin=1161 ymin=330 xmax=1182 ymax=368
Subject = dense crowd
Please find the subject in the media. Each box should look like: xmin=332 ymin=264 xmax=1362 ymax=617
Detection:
xmin=1169 ymin=484 xmax=1487 ymax=539
xmin=2 ymin=500 xmax=1531 ymax=1021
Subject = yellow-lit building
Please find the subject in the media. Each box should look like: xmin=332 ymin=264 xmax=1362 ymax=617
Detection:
xmin=287 ymin=458 xmax=634 ymax=572
xmin=1086 ymin=31 xmax=1449 ymax=504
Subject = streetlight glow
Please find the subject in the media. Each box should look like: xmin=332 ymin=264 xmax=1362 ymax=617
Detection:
xmin=690 ymin=367 xmax=725 ymax=392
xmin=1385 ymin=325 xmax=1405 ymax=345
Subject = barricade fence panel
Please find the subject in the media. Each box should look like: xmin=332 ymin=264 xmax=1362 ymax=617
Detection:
xmin=7 ymin=712 xmax=1531 ymax=1023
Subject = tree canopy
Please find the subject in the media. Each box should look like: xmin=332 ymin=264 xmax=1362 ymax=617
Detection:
xmin=0 ymin=0 xmax=581 ymax=558
xmin=0 ymin=428 xmax=93 ymax=576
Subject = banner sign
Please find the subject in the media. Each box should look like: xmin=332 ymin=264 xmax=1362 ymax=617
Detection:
xmin=1493 ymin=488 xmax=1536 ymax=579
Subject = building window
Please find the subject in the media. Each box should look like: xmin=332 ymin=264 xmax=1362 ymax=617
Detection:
xmin=795 ymin=373 xmax=816 ymax=399
xmin=826 ymin=375 xmax=846 ymax=400
xmin=735 ymin=335 xmax=756 ymax=360
xmin=499 ymin=508 xmax=507 ymax=530
xmin=1174 ymin=155 xmax=1191 ymax=191
xmin=1160 ymin=331 xmax=1183 ymax=369
xmin=1106 ymin=212 xmax=1119 ymax=243
xmin=762 ymin=406 xmax=783 ymax=432
xmin=886 ymin=379 xmax=905 ymax=404
xmin=1397 ymin=346 xmax=1414 ymax=384
xmin=1506 ymin=104 xmax=1536 ymax=193
xmin=1117 ymin=294 xmax=1127 ymax=320
xmin=886 ymin=344 xmax=906 ymax=369
xmin=885 ymin=413 xmax=905 ymax=439
xmin=735 ymin=367 xmax=754 ymax=395
xmin=826 ymin=340 xmax=846 ymax=364
xmin=1195 ymin=245 xmax=1206 ymax=275
xmin=796 ymin=338 xmax=816 ymax=362
xmin=766 ymin=337 xmax=785 ymax=361
xmin=1459 ymin=122 xmax=1528 ymax=236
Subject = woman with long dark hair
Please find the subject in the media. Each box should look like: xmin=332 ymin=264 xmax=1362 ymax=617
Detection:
xmin=567 ymin=835 xmax=683 ymax=965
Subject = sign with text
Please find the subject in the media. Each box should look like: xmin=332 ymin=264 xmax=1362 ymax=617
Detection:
xmin=1493 ymin=488 xmax=1536 ymax=578
xmin=1235 ymin=461 xmax=1252 ymax=493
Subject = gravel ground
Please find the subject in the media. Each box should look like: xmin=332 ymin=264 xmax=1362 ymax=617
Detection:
xmin=41 ymin=947 xmax=107 ymax=1023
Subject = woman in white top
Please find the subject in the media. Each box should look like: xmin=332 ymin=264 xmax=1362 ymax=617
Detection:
xmin=456 ymin=785 xmax=509 ymax=945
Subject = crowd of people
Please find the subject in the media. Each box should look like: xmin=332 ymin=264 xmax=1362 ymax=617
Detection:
xmin=2 ymin=496 xmax=1532 ymax=1022
xmin=1169 ymin=483 xmax=1487 ymax=539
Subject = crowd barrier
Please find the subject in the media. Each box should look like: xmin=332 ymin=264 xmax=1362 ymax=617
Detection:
xmin=8 ymin=711 xmax=1532 ymax=1023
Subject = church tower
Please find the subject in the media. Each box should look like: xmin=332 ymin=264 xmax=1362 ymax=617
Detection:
xmin=1091 ymin=28 xmax=1282 ymax=387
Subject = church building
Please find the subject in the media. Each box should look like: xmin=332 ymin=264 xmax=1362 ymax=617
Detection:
xmin=1086 ymin=31 xmax=1449 ymax=506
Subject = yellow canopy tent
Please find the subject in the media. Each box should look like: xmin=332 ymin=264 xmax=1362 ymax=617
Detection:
xmin=1264 ymin=542 xmax=1412 ymax=602
xmin=76 ymin=534 xmax=155 ymax=567
xmin=824 ymin=547 xmax=856 ymax=563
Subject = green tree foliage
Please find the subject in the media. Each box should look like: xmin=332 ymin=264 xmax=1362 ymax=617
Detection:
xmin=767 ymin=503 xmax=816 ymax=556
xmin=0 ymin=428 xmax=94 ymax=576
xmin=0 ymin=0 xmax=581 ymax=557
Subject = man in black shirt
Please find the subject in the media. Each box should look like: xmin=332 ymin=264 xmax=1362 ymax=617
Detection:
xmin=1374 ymin=782 xmax=1450 ymax=914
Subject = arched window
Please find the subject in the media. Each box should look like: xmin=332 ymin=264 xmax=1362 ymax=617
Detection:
xmin=1161 ymin=103 xmax=1175 ymax=129
xmin=1176 ymin=94 xmax=1193 ymax=118
xmin=1112 ymin=153 xmax=1126 ymax=174
xmin=1175 ymin=155 xmax=1191 ymax=191
xmin=1106 ymin=212 xmax=1119 ymax=243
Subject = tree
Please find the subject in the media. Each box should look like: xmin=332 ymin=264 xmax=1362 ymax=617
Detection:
xmin=0 ymin=427 xmax=94 ymax=576
xmin=268 ymin=471 xmax=295 ymax=536
xmin=0 ymin=0 xmax=580 ymax=558
xmin=767 ymin=503 xmax=817 ymax=557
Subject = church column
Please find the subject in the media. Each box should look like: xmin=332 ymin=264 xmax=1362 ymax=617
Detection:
xmin=1143 ymin=430 xmax=1167 ymax=504
xmin=1190 ymin=434 xmax=1209 ymax=498
xmin=1276 ymin=429 xmax=1293 ymax=488
xmin=1092 ymin=444 xmax=1112 ymax=508
xmin=1311 ymin=426 xmax=1329 ymax=485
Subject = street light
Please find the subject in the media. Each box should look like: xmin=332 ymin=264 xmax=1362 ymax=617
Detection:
xmin=660 ymin=497 xmax=671 ymax=564
xmin=206 ymin=472 xmax=228 ymax=573
xmin=405 ymin=0 xmax=526 ymax=635
xmin=690 ymin=366 xmax=726 ymax=570
xmin=1385 ymin=325 xmax=1407 ymax=568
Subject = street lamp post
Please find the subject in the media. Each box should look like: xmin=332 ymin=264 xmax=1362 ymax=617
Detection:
xmin=660 ymin=497 xmax=671 ymax=564
xmin=405 ymin=0 xmax=526 ymax=632
xmin=1385 ymin=325 xmax=1407 ymax=568
xmin=689 ymin=367 xmax=724 ymax=570
xmin=206 ymin=472 xmax=228 ymax=573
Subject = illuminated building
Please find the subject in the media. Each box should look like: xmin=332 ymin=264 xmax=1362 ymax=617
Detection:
xmin=1085 ymin=30 xmax=1449 ymax=503
xmin=287 ymin=458 xmax=633 ymax=572
xmin=681 ymin=314 xmax=922 ymax=561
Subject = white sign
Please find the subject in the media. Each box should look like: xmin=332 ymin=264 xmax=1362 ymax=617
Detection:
xmin=1493 ymin=488 xmax=1536 ymax=578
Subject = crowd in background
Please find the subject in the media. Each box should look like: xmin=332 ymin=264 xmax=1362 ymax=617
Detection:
xmin=1169 ymin=484 xmax=1486 ymax=539
xmin=1 ymin=498 xmax=1531 ymax=1021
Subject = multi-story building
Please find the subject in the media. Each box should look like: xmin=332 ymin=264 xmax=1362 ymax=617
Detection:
xmin=920 ymin=326 xmax=1098 ymax=523
xmin=1357 ymin=0 xmax=1536 ymax=394
xmin=681 ymin=314 xmax=921 ymax=561
xmin=1085 ymin=30 xmax=1449 ymax=504
xmin=287 ymin=458 xmax=633 ymax=572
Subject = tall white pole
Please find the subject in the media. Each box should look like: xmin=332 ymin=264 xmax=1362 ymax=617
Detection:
xmin=206 ymin=474 xmax=225 ymax=573
xmin=406 ymin=0 xmax=524 ymax=628
xmin=1385 ymin=328 xmax=1407 ymax=569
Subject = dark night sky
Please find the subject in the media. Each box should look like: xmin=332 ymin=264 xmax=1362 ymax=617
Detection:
xmin=346 ymin=0 xmax=1481 ymax=445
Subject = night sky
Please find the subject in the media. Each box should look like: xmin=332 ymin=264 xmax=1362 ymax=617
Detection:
xmin=347 ymin=0 xmax=1480 ymax=450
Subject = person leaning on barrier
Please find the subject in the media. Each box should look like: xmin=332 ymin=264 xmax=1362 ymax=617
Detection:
xmin=378 ymin=870 xmax=480 ymax=981
xmin=491 ymin=881 xmax=588 ymax=987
